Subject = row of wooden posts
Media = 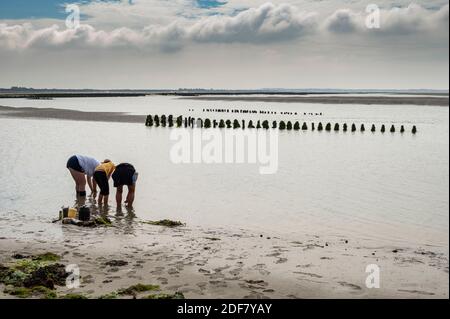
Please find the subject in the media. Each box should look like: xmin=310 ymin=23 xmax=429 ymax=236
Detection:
xmin=200 ymin=109 xmax=322 ymax=116
xmin=145 ymin=115 xmax=417 ymax=134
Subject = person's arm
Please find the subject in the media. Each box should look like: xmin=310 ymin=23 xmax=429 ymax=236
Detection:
xmin=87 ymin=176 xmax=94 ymax=193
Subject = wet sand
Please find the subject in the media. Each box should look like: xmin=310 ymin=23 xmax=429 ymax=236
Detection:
xmin=0 ymin=216 xmax=448 ymax=299
xmin=180 ymin=95 xmax=449 ymax=106
xmin=0 ymin=105 xmax=146 ymax=123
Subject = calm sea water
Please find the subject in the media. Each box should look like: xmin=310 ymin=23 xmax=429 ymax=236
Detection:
xmin=0 ymin=96 xmax=448 ymax=248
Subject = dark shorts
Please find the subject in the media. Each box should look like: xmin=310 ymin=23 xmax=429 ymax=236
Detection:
xmin=66 ymin=155 xmax=84 ymax=173
xmin=94 ymin=171 xmax=109 ymax=196
xmin=112 ymin=163 xmax=136 ymax=187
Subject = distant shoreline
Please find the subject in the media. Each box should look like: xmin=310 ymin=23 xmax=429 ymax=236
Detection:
xmin=0 ymin=92 xmax=447 ymax=106
xmin=0 ymin=105 xmax=146 ymax=123
xmin=180 ymin=95 xmax=449 ymax=106
xmin=0 ymin=90 xmax=448 ymax=97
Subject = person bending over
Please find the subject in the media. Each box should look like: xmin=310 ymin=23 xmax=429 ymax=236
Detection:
xmin=93 ymin=159 xmax=116 ymax=206
xmin=66 ymin=155 xmax=100 ymax=197
xmin=112 ymin=163 xmax=138 ymax=208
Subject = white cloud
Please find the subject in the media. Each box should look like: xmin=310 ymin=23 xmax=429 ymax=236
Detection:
xmin=1 ymin=2 xmax=448 ymax=52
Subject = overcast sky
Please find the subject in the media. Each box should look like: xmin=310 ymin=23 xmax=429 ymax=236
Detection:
xmin=0 ymin=0 xmax=448 ymax=89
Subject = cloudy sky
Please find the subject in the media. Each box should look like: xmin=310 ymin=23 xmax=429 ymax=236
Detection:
xmin=0 ymin=0 xmax=448 ymax=89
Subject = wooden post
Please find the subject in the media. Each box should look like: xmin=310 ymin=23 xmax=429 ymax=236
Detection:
xmin=287 ymin=121 xmax=293 ymax=130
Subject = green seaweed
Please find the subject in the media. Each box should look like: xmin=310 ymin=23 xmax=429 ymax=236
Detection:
xmin=3 ymin=286 xmax=32 ymax=298
xmin=2 ymin=285 xmax=57 ymax=299
xmin=33 ymin=252 xmax=61 ymax=262
xmin=94 ymin=216 xmax=112 ymax=226
xmin=13 ymin=259 xmax=42 ymax=273
xmin=142 ymin=220 xmax=184 ymax=227
xmin=0 ymin=269 xmax=28 ymax=286
xmin=98 ymin=292 xmax=119 ymax=299
xmin=32 ymin=286 xmax=58 ymax=299
xmin=1 ymin=254 xmax=68 ymax=298
xmin=144 ymin=292 xmax=185 ymax=299
xmin=118 ymin=284 xmax=160 ymax=296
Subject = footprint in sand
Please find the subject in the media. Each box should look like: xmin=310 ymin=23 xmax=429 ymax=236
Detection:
xmin=252 ymin=263 xmax=271 ymax=276
xmin=167 ymin=268 xmax=179 ymax=275
xmin=198 ymin=268 xmax=211 ymax=274
xmin=209 ymin=280 xmax=228 ymax=288
xmin=338 ymin=281 xmax=362 ymax=290
xmin=82 ymin=275 xmax=95 ymax=284
xmin=398 ymin=289 xmax=435 ymax=296
xmin=294 ymin=271 xmax=323 ymax=279
xmin=196 ymin=282 xmax=208 ymax=289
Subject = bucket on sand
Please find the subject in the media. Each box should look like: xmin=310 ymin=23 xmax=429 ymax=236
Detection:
xmin=68 ymin=208 xmax=77 ymax=219
xmin=60 ymin=207 xmax=69 ymax=219
xmin=78 ymin=206 xmax=91 ymax=221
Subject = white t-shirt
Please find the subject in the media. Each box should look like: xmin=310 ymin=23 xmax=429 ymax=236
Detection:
xmin=76 ymin=155 xmax=100 ymax=177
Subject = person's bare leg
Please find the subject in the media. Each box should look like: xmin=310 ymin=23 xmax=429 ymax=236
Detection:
xmin=79 ymin=176 xmax=87 ymax=195
xmin=98 ymin=194 xmax=103 ymax=206
xmin=69 ymin=168 xmax=86 ymax=195
xmin=126 ymin=185 xmax=135 ymax=208
xmin=116 ymin=185 xmax=123 ymax=207
xmin=103 ymin=195 xmax=109 ymax=206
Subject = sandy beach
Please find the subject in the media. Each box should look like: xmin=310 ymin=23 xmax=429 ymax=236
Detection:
xmin=0 ymin=212 xmax=448 ymax=299
xmin=0 ymin=105 xmax=146 ymax=123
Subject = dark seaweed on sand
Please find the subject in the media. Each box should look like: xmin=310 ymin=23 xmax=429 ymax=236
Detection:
xmin=142 ymin=219 xmax=185 ymax=227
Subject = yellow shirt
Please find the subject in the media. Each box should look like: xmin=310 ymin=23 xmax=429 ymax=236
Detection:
xmin=95 ymin=162 xmax=116 ymax=176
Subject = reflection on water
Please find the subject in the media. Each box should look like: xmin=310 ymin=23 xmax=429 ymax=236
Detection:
xmin=0 ymin=96 xmax=448 ymax=248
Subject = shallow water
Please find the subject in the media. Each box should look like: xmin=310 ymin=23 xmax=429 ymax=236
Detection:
xmin=0 ymin=96 xmax=448 ymax=248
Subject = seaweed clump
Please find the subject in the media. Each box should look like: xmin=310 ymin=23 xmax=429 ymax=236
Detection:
xmin=118 ymin=284 xmax=160 ymax=296
xmin=144 ymin=292 xmax=185 ymax=299
xmin=61 ymin=215 xmax=112 ymax=227
xmin=142 ymin=220 xmax=184 ymax=227
xmin=3 ymin=286 xmax=57 ymax=299
xmin=0 ymin=254 xmax=68 ymax=298
xmin=99 ymin=292 xmax=119 ymax=299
